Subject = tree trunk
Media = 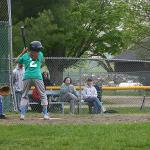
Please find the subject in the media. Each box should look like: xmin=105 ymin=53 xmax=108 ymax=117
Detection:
xmin=49 ymin=66 xmax=64 ymax=85
xmin=45 ymin=58 xmax=79 ymax=85
xmin=45 ymin=60 xmax=64 ymax=85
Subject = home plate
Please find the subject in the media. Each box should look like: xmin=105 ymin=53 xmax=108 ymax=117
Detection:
xmin=38 ymin=118 xmax=62 ymax=120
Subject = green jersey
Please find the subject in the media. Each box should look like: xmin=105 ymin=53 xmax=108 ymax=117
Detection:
xmin=17 ymin=52 xmax=44 ymax=80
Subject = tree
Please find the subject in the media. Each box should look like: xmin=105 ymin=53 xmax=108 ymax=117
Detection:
xmin=13 ymin=0 xmax=149 ymax=84
xmin=66 ymin=0 xmax=149 ymax=71
xmin=13 ymin=9 xmax=72 ymax=84
xmin=12 ymin=0 xmax=71 ymax=24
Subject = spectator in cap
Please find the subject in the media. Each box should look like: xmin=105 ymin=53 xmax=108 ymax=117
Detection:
xmin=82 ymin=77 xmax=103 ymax=114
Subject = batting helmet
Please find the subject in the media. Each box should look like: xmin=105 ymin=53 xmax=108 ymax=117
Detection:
xmin=30 ymin=41 xmax=43 ymax=52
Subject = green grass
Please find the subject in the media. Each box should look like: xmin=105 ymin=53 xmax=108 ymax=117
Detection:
xmin=79 ymin=107 xmax=150 ymax=115
xmin=113 ymin=107 xmax=150 ymax=114
xmin=102 ymin=90 xmax=150 ymax=96
xmin=0 ymin=123 xmax=150 ymax=150
xmin=102 ymin=90 xmax=146 ymax=96
xmin=6 ymin=106 xmax=150 ymax=116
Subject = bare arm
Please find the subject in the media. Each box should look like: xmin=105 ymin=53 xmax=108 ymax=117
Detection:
xmin=16 ymin=48 xmax=28 ymax=62
xmin=41 ymin=57 xmax=45 ymax=68
xmin=82 ymin=87 xmax=88 ymax=99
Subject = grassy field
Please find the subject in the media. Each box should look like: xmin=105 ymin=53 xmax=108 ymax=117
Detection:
xmin=74 ymin=106 xmax=150 ymax=115
xmin=0 ymin=123 xmax=150 ymax=150
xmin=112 ymin=107 xmax=150 ymax=114
xmin=102 ymin=90 xmax=150 ymax=96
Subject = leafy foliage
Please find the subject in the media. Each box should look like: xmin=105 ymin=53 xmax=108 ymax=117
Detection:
xmin=66 ymin=0 xmax=149 ymax=58
xmin=12 ymin=0 xmax=149 ymax=77
xmin=13 ymin=0 xmax=149 ymax=58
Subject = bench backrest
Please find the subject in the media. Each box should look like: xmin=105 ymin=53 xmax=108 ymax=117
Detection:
xmin=28 ymin=90 xmax=60 ymax=96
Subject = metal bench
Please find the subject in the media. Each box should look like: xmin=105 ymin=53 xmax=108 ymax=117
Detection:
xmin=28 ymin=89 xmax=101 ymax=114
xmin=28 ymin=90 xmax=65 ymax=113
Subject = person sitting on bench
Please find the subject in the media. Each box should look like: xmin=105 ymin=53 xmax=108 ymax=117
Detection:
xmin=82 ymin=77 xmax=103 ymax=114
xmin=60 ymin=77 xmax=78 ymax=114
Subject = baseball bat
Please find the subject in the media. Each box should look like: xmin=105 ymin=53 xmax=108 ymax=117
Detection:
xmin=20 ymin=26 xmax=27 ymax=48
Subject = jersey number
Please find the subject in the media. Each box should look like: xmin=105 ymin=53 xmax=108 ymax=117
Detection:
xmin=30 ymin=61 xmax=37 ymax=68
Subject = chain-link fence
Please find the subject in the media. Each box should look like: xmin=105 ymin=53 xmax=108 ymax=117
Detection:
xmin=1 ymin=55 xmax=150 ymax=115
xmin=1 ymin=0 xmax=150 ymax=116
xmin=9 ymin=57 xmax=150 ymax=115
xmin=0 ymin=0 xmax=13 ymax=113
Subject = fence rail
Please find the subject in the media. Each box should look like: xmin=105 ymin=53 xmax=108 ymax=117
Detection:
xmin=31 ymin=85 xmax=150 ymax=90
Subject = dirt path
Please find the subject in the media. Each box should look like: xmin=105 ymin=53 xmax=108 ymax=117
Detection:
xmin=1 ymin=114 xmax=150 ymax=125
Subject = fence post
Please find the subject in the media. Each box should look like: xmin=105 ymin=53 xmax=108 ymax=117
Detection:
xmin=0 ymin=0 xmax=12 ymax=112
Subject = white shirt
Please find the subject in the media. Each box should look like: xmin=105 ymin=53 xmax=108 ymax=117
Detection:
xmin=13 ymin=66 xmax=24 ymax=91
xmin=82 ymin=85 xmax=97 ymax=99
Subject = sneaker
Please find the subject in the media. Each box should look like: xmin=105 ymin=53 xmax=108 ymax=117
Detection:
xmin=101 ymin=105 xmax=106 ymax=113
xmin=20 ymin=114 xmax=25 ymax=120
xmin=43 ymin=114 xmax=50 ymax=120
xmin=0 ymin=114 xmax=6 ymax=119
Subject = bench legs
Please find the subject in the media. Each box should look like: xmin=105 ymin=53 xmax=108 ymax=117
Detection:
xmin=62 ymin=102 xmax=64 ymax=114
xmin=48 ymin=102 xmax=64 ymax=114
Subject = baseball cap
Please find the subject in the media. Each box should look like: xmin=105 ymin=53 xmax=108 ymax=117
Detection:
xmin=87 ymin=77 xmax=93 ymax=81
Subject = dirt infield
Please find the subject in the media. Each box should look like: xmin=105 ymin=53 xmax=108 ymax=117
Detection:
xmin=1 ymin=114 xmax=150 ymax=125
